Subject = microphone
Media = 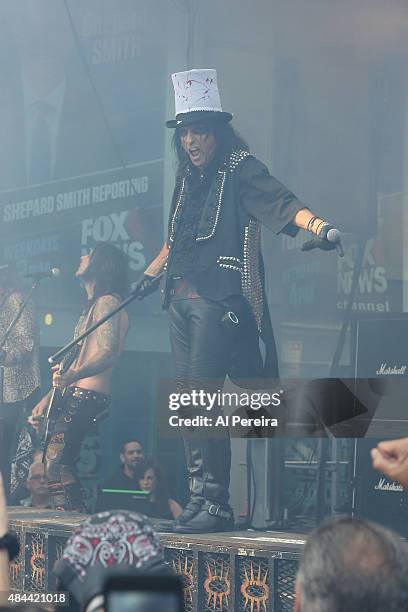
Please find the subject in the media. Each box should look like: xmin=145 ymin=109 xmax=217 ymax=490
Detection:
xmin=326 ymin=228 xmax=344 ymax=257
xmin=24 ymin=268 xmax=61 ymax=280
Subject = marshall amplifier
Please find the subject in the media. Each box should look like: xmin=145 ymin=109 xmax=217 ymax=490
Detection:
xmin=352 ymin=438 xmax=408 ymax=537
xmin=351 ymin=314 xmax=408 ymax=437
xmin=352 ymin=314 xmax=408 ymax=378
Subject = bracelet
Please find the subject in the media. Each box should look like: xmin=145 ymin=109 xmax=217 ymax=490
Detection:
xmin=0 ymin=532 xmax=20 ymax=561
xmin=307 ymin=216 xmax=318 ymax=232
xmin=315 ymin=219 xmax=328 ymax=235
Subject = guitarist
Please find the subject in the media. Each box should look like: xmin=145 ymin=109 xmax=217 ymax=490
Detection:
xmin=29 ymin=242 xmax=129 ymax=511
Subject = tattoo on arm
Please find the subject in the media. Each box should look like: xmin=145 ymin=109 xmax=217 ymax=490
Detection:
xmin=95 ymin=296 xmax=121 ymax=357
xmin=73 ymin=295 xmax=123 ymax=380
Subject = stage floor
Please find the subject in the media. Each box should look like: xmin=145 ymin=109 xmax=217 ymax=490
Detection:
xmin=8 ymin=507 xmax=304 ymax=611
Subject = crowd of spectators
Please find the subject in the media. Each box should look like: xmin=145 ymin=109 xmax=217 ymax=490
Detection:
xmin=0 ymin=436 xmax=407 ymax=610
xmin=0 ymin=466 xmax=408 ymax=611
xmin=97 ymin=439 xmax=184 ymax=521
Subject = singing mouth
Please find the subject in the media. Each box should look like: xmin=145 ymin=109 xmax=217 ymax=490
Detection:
xmin=189 ymin=148 xmax=201 ymax=160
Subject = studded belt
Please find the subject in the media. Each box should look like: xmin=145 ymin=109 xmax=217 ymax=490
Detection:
xmin=66 ymin=386 xmax=110 ymax=405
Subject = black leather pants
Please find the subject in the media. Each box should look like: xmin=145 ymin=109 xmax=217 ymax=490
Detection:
xmin=168 ymin=296 xmax=232 ymax=507
xmin=44 ymin=386 xmax=109 ymax=511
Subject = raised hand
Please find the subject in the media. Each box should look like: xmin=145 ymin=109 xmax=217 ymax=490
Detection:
xmin=371 ymin=438 xmax=408 ymax=489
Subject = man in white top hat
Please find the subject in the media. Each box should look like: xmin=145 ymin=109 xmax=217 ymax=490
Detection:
xmin=136 ymin=68 xmax=343 ymax=533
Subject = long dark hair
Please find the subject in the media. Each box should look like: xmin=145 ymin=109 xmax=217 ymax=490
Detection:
xmin=172 ymin=120 xmax=250 ymax=176
xmin=84 ymin=242 xmax=127 ymax=301
xmin=135 ymin=459 xmax=169 ymax=503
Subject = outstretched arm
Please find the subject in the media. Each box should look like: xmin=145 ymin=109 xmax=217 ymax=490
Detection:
xmin=293 ymin=209 xmax=324 ymax=232
xmin=239 ymin=157 xmax=341 ymax=253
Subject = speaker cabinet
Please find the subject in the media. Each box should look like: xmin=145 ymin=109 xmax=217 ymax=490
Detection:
xmin=353 ymin=438 xmax=408 ymax=537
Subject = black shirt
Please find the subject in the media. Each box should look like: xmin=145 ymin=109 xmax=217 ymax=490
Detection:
xmin=166 ymin=157 xmax=220 ymax=279
xmin=97 ymin=467 xmax=144 ymax=512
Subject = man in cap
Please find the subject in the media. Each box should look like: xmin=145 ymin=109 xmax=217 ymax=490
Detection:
xmin=137 ymin=68 xmax=343 ymax=533
xmin=54 ymin=510 xmax=170 ymax=612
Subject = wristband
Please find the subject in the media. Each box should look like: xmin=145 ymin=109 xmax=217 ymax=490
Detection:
xmin=307 ymin=216 xmax=318 ymax=232
xmin=315 ymin=220 xmax=328 ymax=235
xmin=0 ymin=532 xmax=20 ymax=561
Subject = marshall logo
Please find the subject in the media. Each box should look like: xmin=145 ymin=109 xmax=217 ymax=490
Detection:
xmin=376 ymin=363 xmax=407 ymax=376
xmin=374 ymin=477 xmax=404 ymax=492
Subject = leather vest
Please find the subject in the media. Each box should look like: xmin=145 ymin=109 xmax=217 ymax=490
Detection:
xmin=164 ymin=149 xmax=280 ymax=381
xmin=166 ymin=149 xmax=264 ymax=330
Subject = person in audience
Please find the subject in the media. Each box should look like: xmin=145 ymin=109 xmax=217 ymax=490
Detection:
xmin=19 ymin=462 xmax=51 ymax=509
xmin=96 ymin=439 xmax=145 ymax=511
xmin=53 ymin=510 xmax=170 ymax=612
xmin=371 ymin=437 xmax=408 ymax=489
xmin=294 ymin=516 xmax=408 ymax=612
xmin=103 ymin=439 xmax=145 ymax=489
xmin=136 ymin=459 xmax=183 ymax=520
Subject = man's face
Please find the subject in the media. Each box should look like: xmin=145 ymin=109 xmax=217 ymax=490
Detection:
xmin=179 ymin=124 xmax=216 ymax=169
xmin=75 ymin=252 xmax=92 ymax=278
xmin=120 ymin=442 xmax=144 ymax=469
xmin=27 ymin=463 xmax=49 ymax=496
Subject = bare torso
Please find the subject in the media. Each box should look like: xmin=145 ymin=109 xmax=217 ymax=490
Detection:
xmin=69 ymin=295 xmax=129 ymax=395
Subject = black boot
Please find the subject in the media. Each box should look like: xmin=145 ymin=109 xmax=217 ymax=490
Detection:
xmin=174 ymin=434 xmax=233 ymax=533
xmin=173 ymin=439 xmax=205 ymax=526
xmin=174 ymin=501 xmax=234 ymax=533
xmin=174 ymin=496 xmax=205 ymax=526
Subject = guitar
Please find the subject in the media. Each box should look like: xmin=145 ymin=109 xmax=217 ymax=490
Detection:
xmin=40 ymin=344 xmax=79 ymax=454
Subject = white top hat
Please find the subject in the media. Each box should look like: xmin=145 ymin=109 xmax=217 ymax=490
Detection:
xmin=166 ymin=68 xmax=233 ymax=128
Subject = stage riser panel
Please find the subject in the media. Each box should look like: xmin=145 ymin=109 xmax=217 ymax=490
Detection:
xmin=8 ymin=511 xmax=301 ymax=612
